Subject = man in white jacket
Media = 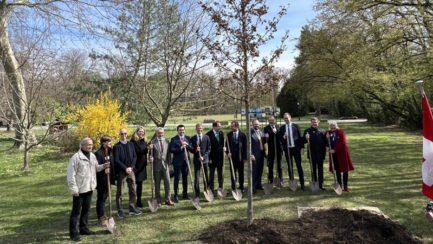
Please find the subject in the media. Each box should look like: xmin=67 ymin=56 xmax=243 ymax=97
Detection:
xmin=67 ymin=137 xmax=109 ymax=242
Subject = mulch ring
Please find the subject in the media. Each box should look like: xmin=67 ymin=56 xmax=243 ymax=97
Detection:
xmin=198 ymin=208 xmax=422 ymax=244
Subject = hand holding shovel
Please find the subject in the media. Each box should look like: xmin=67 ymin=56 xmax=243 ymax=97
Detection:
xmin=327 ymin=133 xmax=342 ymax=195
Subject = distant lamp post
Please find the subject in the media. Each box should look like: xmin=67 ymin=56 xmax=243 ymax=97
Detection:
xmin=297 ymin=102 xmax=301 ymax=120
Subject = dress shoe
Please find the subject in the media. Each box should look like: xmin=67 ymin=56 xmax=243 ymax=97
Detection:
xmin=301 ymin=185 xmax=305 ymax=191
xmin=173 ymin=195 xmax=179 ymax=203
xmin=182 ymin=194 xmax=189 ymax=200
xmin=98 ymin=215 xmax=107 ymax=226
xmin=70 ymin=235 xmax=81 ymax=242
xmin=165 ymin=200 xmax=175 ymax=206
xmin=257 ymin=185 xmax=264 ymax=190
xmin=319 ymin=186 xmax=326 ymax=190
xmin=79 ymin=228 xmax=95 ymax=235
xmin=344 ymin=186 xmax=351 ymax=192
xmin=136 ymin=201 xmax=144 ymax=208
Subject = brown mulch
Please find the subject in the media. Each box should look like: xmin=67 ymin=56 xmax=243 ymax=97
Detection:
xmin=198 ymin=208 xmax=422 ymax=244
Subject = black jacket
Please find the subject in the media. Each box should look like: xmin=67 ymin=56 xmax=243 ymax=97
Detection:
xmin=95 ymin=146 xmax=116 ymax=187
xmin=226 ymin=130 xmax=247 ymax=162
xmin=132 ymin=139 xmax=148 ymax=182
xmin=206 ymin=129 xmax=225 ymax=167
xmin=113 ymin=141 xmax=137 ymax=172
xmin=303 ymin=127 xmax=326 ymax=161
xmin=263 ymin=124 xmax=282 ymax=155
xmin=279 ymin=123 xmax=304 ymax=151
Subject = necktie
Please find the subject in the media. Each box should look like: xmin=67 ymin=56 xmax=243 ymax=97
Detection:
xmin=215 ymin=132 xmax=220 ymax=143
xmin=159 ymin=139 xmax=163 ymax=153
xmin=288 ymin=125 xmax=294 ymax=147
xmin=234 ymin=132 xmax=238 ymax=144
xmin=198 ymin=134 xmax=201 ymax=146
xmin=256 ymin=130 xmax=263 ymax=150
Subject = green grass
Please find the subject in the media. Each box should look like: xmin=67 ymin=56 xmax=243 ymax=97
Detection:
xmin=0 ymin=122 xmax=430 ymax=243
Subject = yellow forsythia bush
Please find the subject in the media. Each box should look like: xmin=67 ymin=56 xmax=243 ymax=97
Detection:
xmin=67 ymin=89 xmax=129 ymax=148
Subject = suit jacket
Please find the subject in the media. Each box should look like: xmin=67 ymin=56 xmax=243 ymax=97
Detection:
xmin=169 ymin=135 xmax=193 ymax=167
xmin=95 ymin=146 xmax=116 ymax=187
xmin=226 ymin=130 xmax=247 ymax=162
xmin=150 ymin=137 xmax=171 ymax=172
xmin=113 ymin=141 xmax=137 ymax=172
xmin=263 ymin=124 xmax=282 ymax=155
xmin=279 ymin=123 xmax=304 ymax=151
xmin=191 ymin=134 xmax=211 ymax=167
xmin=251 ymin=128 xmax=266 ymax=159
xmin=303 ymin=127 xmax=326 ymax=161
xmin=206 ymin=129 xmax=225 ymax=167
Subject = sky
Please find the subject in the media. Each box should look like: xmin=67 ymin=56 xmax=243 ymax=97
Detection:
xmin=266 ymin=0 xmax=318 ymax=69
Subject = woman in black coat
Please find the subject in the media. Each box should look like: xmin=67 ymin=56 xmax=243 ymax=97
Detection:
xmin=131 ymin=126 xmax=148 ymax=207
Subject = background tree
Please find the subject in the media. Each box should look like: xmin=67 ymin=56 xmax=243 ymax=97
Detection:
xmin=202 ymin=0 xmax=289 ymax=226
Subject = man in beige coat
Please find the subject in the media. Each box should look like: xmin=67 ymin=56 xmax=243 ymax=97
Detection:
xmin=67 ymin=137 xmax=109 ymax=242
xmin=149 ymin=127 xmax=174 ymax=206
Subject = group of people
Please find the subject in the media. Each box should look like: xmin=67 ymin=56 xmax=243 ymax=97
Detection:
xmin=66 ymin=113 xmax=354 ymax=242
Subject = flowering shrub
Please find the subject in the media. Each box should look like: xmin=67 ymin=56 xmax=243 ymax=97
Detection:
xmin=67 ymin=89 xmax=129 ymax=148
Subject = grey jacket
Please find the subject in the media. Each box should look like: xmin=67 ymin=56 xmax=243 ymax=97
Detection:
xmin=67 ymin=150 xmax=105 ymax=195
xmin=150 ymin=137 xmax=171 ymax=171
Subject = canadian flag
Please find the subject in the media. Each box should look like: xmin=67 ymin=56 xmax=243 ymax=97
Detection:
xmin=422 ymin=93 xmax=433 ymax=199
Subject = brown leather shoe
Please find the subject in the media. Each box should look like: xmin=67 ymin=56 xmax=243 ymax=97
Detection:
xmin=98 ymin=215 xmax=107 ymax=226
xmin=165 ymin=200 xmax=175 ymax=206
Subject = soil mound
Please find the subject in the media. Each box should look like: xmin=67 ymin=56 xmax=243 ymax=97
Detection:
xmin=199 ymin=208 xmax=422 ymax=244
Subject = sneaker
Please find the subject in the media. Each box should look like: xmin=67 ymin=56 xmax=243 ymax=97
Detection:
xmin=344 ymin=186 xmax=351 ymax=192
xmin=79 ymin=229 xmax=95 ymax=235
xmin=129 ymin=208 xmax=142 ymax=215
xmin=117 ymin=210 xmax=126 ymax=219
xmin=70 ymin=235 xmax=81 ymax=242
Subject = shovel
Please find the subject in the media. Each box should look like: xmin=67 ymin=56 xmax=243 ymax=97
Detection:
xmin=104 ymin=148 xmax=116 ymax=234
xmin=199 ymin=157 xmax=214 ymax=202
xmin=307 ymin=134 xmax=320 ymax=193
xmin=217 ymin=138 xmax=228 ymax=199
xmin=148 ymin=148 xmax=158 ymax=212
xmin=226 ymin=138 xmax=242 ymax=201
xmin=327 ymin=136 xmax=342 ymax=195
xmin=184 ymin=146 xmax=202 ymax=210
xmin=264 ymin=173 xmax=273 ymax=194
xmin=270 ymin=133 xmax=281 ymax=189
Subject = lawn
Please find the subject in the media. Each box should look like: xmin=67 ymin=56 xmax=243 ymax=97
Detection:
xmin=0 ymin=122 xmax=430 ymax=243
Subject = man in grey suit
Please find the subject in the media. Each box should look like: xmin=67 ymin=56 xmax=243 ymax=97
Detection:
xmin=191 ymin=123 xmax=211 ymax=198
xmin=149 ymin=127 xmax=174 ymax=206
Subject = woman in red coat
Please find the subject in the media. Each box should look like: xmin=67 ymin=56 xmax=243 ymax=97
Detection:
xmin=327 ymin=121 xmax=354 ymax=192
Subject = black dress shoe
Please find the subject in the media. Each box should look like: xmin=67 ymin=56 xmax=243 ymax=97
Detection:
xmin=70 ymin=235 xmax=81 ymax=242
xmin=257 ymin=185 xmax=264 ymax=190
xmin=182 ymin=194 xmax=189 ymax=200
xmin=136 ymin=202 xmax=144 ymax=208
xmin=301 ymin=185 xmax=305 ymax=191
xmin=79 ymin=229 xmax=95 ymax=235
xmin=320 ymin=186 xmax=326 ymax=190
xmin=174 ymin=195 xmax=179 ymax=203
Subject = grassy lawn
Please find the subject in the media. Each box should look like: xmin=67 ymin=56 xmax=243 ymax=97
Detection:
xmin=0 ymin=122 xmax=430 ymax=243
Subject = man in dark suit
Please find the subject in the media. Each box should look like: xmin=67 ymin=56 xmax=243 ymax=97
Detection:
xmin=206 ymin=121 xmax=225 ymax=191
xmin=279 ymin=113 xmax=305 ymax=190
xmin=169 ymin=124 xmax=193 ymax=202
xmin=113 ymin=128 xmax=141 ymax=218
xmin=303 ymin=117 xmax=327 ymax=190
xmin=251 ymin=119 xmax=266 ymax=194
xmin=149 ymin=127 xmax=174 ymax=206
xmin=264 ymin=116 xmax=282 ymax=187
xmin=226 ymin=120 xmax=247 ymax=193
xmin=191 ymin=123 xmax=211 ymax=198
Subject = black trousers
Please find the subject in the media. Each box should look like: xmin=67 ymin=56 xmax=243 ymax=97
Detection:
xmin=267 ymin=148 xmax=282 ymax=183
xmin=229 ymin=157 xmax=244 ymax=191
xmin=69 ymin=191 xmax=92 ymax=238
xmin=96 ymin=187 xmax=108 ymax=219
xmin=311 ymin=159 xmax=324 ymax=187
xmin=332 ymin=154 xmax=348 ymax=186
xmin=173 ymin=163 xmax=188 ymax=197
xmin=283 ymin=148 xmax=304 ymax=187
xmin=194 ymin=162 xmax=209 ymax=198
xmin=209 ymin=161 xmax=223 ymax=190
xmin=136 ymin=181 xmax=143 ymax=204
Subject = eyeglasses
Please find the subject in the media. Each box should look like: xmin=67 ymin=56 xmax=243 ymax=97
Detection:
xmin=120 ymin=133 xmax=127 ymax=135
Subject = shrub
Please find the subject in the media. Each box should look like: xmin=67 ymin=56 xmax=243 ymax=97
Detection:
xmin=66 ymin=89 xmax=129 ymax=148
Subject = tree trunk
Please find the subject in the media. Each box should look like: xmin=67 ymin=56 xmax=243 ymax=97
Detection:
xmin=0 ymin=7 xmax=31 ymax=148
xmin=22 ymin=142 xmax=29 ymax=171
xmin=245 ymin=99 xmax=253 ymax=227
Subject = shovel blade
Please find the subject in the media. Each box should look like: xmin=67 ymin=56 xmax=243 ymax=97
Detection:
xmin=310 ymin=181 xmax=320 ymax=193
xmin=232 ymin=189 xmax=242 ymax=201
xmin=148 ymin=199 xmax=159 ymax=213
xmin=106 ymin=217 xmax=116 ymax=234
xmin=264 ymin=183 xmax=273 ymax=194
xmin=332 ymin=183 xmax=342 ymax=195
xmin=217 ymin=188 xmax=227 ymax=199
xmin=204 ymin=190 xmax=215 ymax=202
xmin=191 ymin=197 xmax=202 ymax=210
xmin=289 ymin=180 xmax=298 ymax=191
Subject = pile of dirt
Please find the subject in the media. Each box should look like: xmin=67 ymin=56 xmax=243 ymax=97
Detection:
xmin=199 ymin=208 xmax=422 ymax=243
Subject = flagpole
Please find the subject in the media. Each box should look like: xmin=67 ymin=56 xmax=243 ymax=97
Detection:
xmin=417 ymin=80 xmax=425 ymax=96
